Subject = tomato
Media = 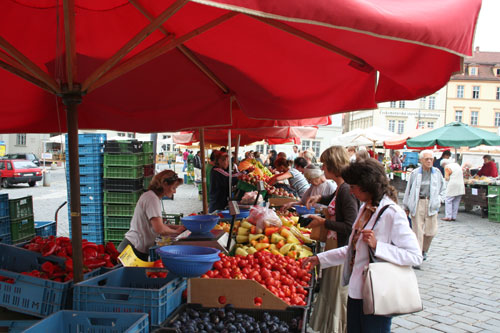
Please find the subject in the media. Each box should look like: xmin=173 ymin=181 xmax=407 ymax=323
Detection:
xmin=254 ymin=297 xmax=262 ymax=306
xmin=261 ymin=269 xmax=272 ymax=279
xmin=220 ymin=268 xmax=231 ymax=278
xmin=206 ymin=270 xmax=214 ymax=278
xmin=265 ymin=277 xmax=275 ymax=287
xmin=213 ymin=261 xmax=223 ymax=270
xmin=223 ymin=260 xmax=231 ymax=268
xmin=218 ymin=296 xmax=227 ymax=304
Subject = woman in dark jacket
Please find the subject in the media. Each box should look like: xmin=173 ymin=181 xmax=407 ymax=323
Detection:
xmin=209 ymin=151 xmax=239 ymax=212
xmin=305 ymin=146 xmax=359 ymax=333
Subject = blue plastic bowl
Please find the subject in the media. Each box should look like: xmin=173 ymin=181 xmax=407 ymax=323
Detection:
xmin=219 ymin=209 xmax=250 ymax=220
xmin=156 ymin=245 xmax=221 ymax=259
xmin=294 ymin=205 xmax=315 ymax=215
xmin=181 ymin=215 xmax=220 ymax=234
xmin=160 ymin=256 xmax=220 ymax=278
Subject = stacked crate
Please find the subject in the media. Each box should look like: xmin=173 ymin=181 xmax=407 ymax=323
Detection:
xmin=488 ymin=186 xmax=500 ymax=222
xmin=142 ymin=141 xmax=154 ymax=190
xmin=0 ymin=193 xmax=11 ymax=244
xmin=103 ymin=140 xmax=146 ymax=246
xmin=66 ymin=133 xmax=106 ymax=244
xmin=8 ymin=195 xmax=35 ymax=243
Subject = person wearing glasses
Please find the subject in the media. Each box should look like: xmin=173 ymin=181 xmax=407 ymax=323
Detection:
xmin=118 ymin=170 xmax=186 ymax=260
xmin=402 ymin=150 xmax=445 ymax=264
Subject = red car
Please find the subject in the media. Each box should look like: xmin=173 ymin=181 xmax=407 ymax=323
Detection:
xmin=0 ymin=159 xmax=42 ymax=188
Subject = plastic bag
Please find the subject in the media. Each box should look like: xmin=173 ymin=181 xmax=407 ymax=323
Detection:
xmin=240 ymin=191 xmax=263 ymax=205
xmin=248 ymin=205 xmax=282 ymax=230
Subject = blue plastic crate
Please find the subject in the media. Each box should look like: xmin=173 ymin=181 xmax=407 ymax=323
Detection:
xmin=80 ymin=204 xmax=103 ymax=215
xmin=77 ymin=145 xmax=104 ymax=155
xmin=81 ymin=213 xmax=103 ymax=225
xmin=0 ymin=243 xmax=100 ymax=317
xmin=0 ymin=320 xmax=39 ymax=333
xmin=149 ymin=245 xmax=160 ymax=262
xmin=403 ymin=152 xmax=419 ymax=167
xmin=0 ymin=216 xmax=10 ymax=235
xmin=79 ymin=194 xmax=103 ymax=205
xmin=0 ymin=233 xmax=11 ymax=244
xmin=34 ymin=221 xmax=56 ymax=237
xmin=65 ymin=133 xmax=107 ymax=146
xmin=73 ymin=267 xmax=187 ymax=326
xmin=79 ymin=173 xmax=103 ymax=185
xmin=0 ymin=193 xmax=8 ymax=218
xmin=23 ymin=310 xmax=148 ymax=333
xmin=77 ymin=154 xmax=103 ymax=165
xmin=81 ymin=223 xmax=104 ymax=234
xmin=80 ymin=233 xmax=104 ymax=245
xmin=80 ymin=183 xmax=103 ymax=195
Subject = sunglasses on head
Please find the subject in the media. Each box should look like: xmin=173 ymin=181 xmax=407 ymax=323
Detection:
xmin=164 ymin=174 xmax=179 ymax=183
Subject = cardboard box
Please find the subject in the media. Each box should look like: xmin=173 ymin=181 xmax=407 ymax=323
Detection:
xmin=268 ymin=197 xmax=297 ymax=207
xmin=188 ymin=278 xmax=288 ymax=310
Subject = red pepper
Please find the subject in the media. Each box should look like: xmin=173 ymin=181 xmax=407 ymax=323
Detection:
xmin=41 ymin=241 xmax=57 ymax=257
xmin=66 ymin=245 xmax=73 ymax=257
xmin=83 ymin=242 xmax=98 ymax=250
xmin=97 ymin=244 xmax=105 ymax=254
xmin=65 ymin=258 xmax=73 ymax=272
xmin=156 ymin=272 xmax=167 ymax=278
xmin=41 ymin=262 xmax=56 ymax=275
xmin=105 ymin=242 xmax=120 ymax=257
xmin=153 ymin=260 xmax=164 ymax=268
xmin=83 ymin=258 xmax=107 ymax=269
xmin=56 ymin=237 xmax=70 ymax=246
xmin=83 ymin=247 xmax=98 ymax=260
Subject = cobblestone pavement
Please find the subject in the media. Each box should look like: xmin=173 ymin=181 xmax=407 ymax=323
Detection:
xmin=1 ymin=167 xmax=499 ymax=332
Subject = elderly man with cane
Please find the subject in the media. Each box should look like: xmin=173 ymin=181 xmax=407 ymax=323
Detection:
xmin=403 ymin=150 xmax=446 ymax=265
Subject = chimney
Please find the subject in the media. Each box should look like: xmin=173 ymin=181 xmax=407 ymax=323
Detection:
xmin=475 ymin=46 xmax=480 ymax=52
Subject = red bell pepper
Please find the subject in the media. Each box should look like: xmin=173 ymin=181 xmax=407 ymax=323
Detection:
xmin=153 ymin=260 xmax=164 ymax=268
xmin=83 ymin=247 xmax=98 ymax=260
xmin=41 ymin=241 xmax=57 ymax=257
xmin=105 ymin=242 xmax=120 ymax=257
xmin=97 ymin=244 xmax=105 ymax=254
xmin=83 ymin=258 xmax=107 ymax=269
xmin=65 ymin=258 xmax=73 ymax=272
xmin=41 ymin=262 xmax=56 ymax=275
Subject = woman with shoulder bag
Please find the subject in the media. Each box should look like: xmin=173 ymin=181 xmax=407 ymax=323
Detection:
xmin=303 ymin=159 xmax=422 ymax=333
xmin=305 ymin=146 xmax=359 ymax=333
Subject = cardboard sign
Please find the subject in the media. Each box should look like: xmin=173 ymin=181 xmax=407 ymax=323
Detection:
xmin=471 ymin=188 xmax=478 ymax=196
xmin=118 ymin=245 xmax=155 ymax=267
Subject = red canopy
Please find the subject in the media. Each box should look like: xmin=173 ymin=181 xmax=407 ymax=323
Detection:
xmin=384 ymin=128 xmax=432 ymax=150
xmin=0 ymin=0 xmax=481 ymax=133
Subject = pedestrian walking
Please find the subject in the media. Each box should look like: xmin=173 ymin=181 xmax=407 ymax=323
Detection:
xmin=182 ymin=149 xmax=189 ymax=172
xmin=403 ymin=150 xmax=446 ymax=262
xmin=440 ymin=159 xmax=465 ymax=221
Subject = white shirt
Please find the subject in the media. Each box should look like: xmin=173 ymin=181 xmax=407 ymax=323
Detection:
xmin=125 ymin=190 xmax=162 ymax=254
xmin=317 ymin=195 xmax=423 ymax=299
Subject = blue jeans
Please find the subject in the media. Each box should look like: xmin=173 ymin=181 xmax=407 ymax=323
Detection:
xmin=347 ymin=297 xmax=392 ymax=333
xmin=182 ymin=160 xmax=187 ymax=172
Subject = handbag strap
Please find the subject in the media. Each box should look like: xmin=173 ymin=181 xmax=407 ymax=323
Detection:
xmin=366 ymin=204 xmax=391 ymax=263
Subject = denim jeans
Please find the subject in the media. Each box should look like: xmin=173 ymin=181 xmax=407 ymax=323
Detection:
xmin=347 ymin=297 xmax=392 ymax=333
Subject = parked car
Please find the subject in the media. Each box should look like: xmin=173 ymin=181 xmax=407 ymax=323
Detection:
xmin=1 ymin=153 xmax=40 ymax=166
xmin=0 ymin=159 xmax=42 ymax=187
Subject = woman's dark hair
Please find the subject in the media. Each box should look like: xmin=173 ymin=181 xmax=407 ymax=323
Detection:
xmin=254 ymin=151 xmax=260 ymax=159
xmin=341 ymin=159 xmax=398 ymax=205
xmin=148 ymin=169 xmax=182 ymax=195
xmin=274 ymin=157 xmax=289 ymax=169
xmin=210 ymin=150 xmax=218 ymax=162
xmin=294 ymin=157 xmax=308 ymax=169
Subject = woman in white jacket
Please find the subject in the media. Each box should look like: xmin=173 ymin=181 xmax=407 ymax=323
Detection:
xmin=440 ymin=159 xmax=465 ymax=221
xmin=303 ymin=159 xmax=422 ymax=333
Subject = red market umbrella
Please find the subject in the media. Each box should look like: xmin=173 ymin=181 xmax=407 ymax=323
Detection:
xmin=384 ymin=128 xmax=432 ymax=150
xmin=0 ymin=0 xmax=481 ymax=281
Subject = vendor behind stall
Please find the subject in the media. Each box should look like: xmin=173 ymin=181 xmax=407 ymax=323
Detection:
xmin=117 ymin=170 xmax=186 ymax=261
xmin=209 ymin=151 xmax=240 ymax=212
xmin=477 ymin=154 xmax=498 ymax=177
xmin=268 ymin=157 xmax=310 ymax=197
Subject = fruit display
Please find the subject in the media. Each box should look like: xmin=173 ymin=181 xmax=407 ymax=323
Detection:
xmin=165 ymin=304 xmax=303 ymax=333
xmin=238 ymin=173 xmax=297 ymax=199
xmin=201 ymin=252 xmax=311 ymax=306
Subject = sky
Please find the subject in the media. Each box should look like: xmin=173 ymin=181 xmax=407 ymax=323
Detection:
xmin=473 ymin=0 xmax=500 ymax=52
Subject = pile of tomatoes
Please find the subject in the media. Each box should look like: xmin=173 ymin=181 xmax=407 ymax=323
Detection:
xmin=201 ymin=252 xmax=311 ymax=306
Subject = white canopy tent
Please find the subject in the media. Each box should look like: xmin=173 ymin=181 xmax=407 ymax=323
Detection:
xmin=331 ymin=126 xmax=398 ymax=147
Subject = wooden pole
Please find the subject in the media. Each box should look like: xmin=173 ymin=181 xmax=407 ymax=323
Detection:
xmin=199 ymin=129 xmax=208 ymax=214
xmin=228 ymin=130 xmax=232 ymax=201
xmin=62 ymin=92 xmax=84 ymax=283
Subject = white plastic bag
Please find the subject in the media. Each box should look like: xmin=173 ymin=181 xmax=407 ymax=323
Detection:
xmin=240 ymin=191 xmax=264 ymax=205
xmin=248 ymin=205 xmax=282 ymax=230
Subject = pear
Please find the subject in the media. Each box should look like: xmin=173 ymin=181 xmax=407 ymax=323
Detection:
xmin=236 ymin=235 xmax=249 ymax=243
xmin=271 ymin=233 xmax=285 ymax=244
xmin=235 ymin=247 xmax=249 ymax=256
xmin=255 ymin=243 xmax=270 ymax=251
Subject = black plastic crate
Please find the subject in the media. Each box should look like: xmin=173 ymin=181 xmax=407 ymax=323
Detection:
xmin=103 ymin=178 xmax=144 ymax=192
xmin=104 ymin=140 xmax=143 ymax=154
xmin=9 ymin=196 xmax=33 ymax=220
xmin=157 ymin=303 xmax=306 ymax=333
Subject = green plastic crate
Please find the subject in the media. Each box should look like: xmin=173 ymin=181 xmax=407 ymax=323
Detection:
xmin=487 ymin=204 xmax=500 ymax=214
xmin=488 ymin=196 xmax=500 ymax=206
xmin=488 ymin=211 xmax=500 ymax=222
xmin=10 ymin=215 xmax=35 ymax=243
xmin=103 ymin=166 xmax=144 ymax=179
xmin=488 ymin=186 xmax=500 ymax=195
xmin=104 ymin=204 xmax=135 ymax=217
xmin=9 ymin=196 xmax=33 ymax=220
xmin=142 ymin=141 xmax=153 ymax=153
xmin=104 ymin=216 xmax=132 ymax=229
xmin=143 ymin=176 xmax=153 ymax=189
xmin=104 ymin=191 xmax=143 ymax=204
xmin=143 ymin=153 xmax=154 ymax=165
xmin=104 ymin=228 xmax=128 ymax=241
xmin=162 ymin=213 xmax=183 ymax=225
xmin=104 ymin=153 xmax=144 ymax=167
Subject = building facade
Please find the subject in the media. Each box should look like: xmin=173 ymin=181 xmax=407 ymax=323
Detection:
xmin=446 ymin=49 xmax=500 ymax=133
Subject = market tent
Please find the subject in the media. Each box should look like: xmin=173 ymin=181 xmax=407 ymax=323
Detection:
xmin=331 ymin=126 xmax=398 ymax=147
xmin=0 ymin=0 xmax=481 ymax=281
xmin=383 ymin=128 xmax=431 ymax=149
xmin=406 ymin=122 xmax=500 ymax=148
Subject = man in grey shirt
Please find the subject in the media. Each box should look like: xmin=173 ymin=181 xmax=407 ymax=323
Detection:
xmin=403 ymin=150 xmax=446 ymax=264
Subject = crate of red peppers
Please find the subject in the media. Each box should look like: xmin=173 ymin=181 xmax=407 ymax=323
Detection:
xmin=0 ymin=243 xmax=100 ymax=317
xmin=21 ymin=236 xmax=122 ymax=274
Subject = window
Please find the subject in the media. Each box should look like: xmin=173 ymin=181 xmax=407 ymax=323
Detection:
xmin=495 ymin=113 xmax=500 ymax=127
xmin=127 ymin=133 xmax=134 ymax=138
xmin=472 ymin=86 xmax=480 ymax=99
xmin=457 ymin=85 xmax=464 ymax=98
xmin=390 ymin=101 xmax=396 ymax=108
xmin=496 ymin=68 xmax=500 ymax=76
xmin=455 ymin=111 xmax=463 ymax=122
xmin=428 ymin=96 xmax=436 ymax=110
xmin=470 ymin=66 xmax=477 ymax=75
xmin=0 ymin=162 xmax=4 ymax=170
xmin=311 ymin=141 xmax=321 ymax=157
xmin=427 ymin=122 xmax=434 ymax=129
xmin=497 ymin=87 xmax=500 ymax=100
xmin=418 ymin=121 xmax=425 ymax=129
xmin=16 ymin=134 xmax=26 ymax=146
xmin=397 ymin=121 xmax=405 ymax=134
xmin=256 ymin=145 xmax=265 ymax=154
xmin=388 ymin=120 xmax=395 ymax=132
xmin=7 ymin=162 xmax=12 ymax=170
xmin=399 ymin=101 xmax=405 ymax=108
xmin=117 ymin=132 xmax=125 ymax=137
xmin=301 ymin=140 xmax=310 ymax=152
xmin=471 ymin=111 xmax=478 ymax=126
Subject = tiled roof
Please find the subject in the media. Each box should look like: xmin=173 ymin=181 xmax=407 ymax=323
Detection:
xmin=451 ymin=51 xmax=500 ymax=81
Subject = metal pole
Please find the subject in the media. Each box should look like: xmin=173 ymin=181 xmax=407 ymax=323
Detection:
xmin=228 ymin=130 xmax=232 ymax=201
xmin=63 ymin=92 xmax=84 ymax=283
xmin=199 ymin=129 xmax=208 ymax=214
